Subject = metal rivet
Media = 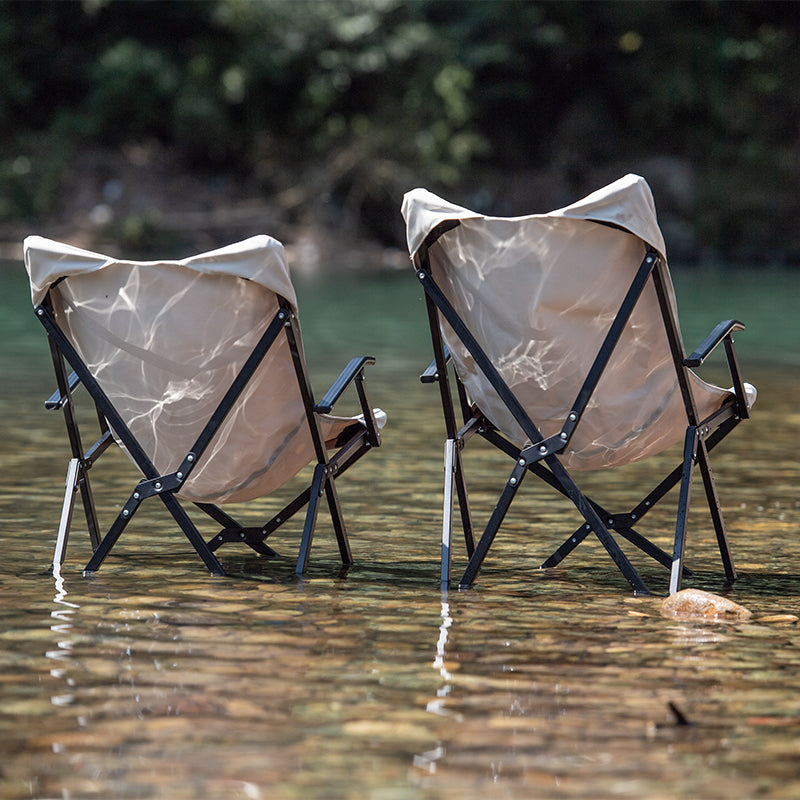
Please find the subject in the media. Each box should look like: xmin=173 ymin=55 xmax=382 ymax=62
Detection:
xmin=509 ymin=477 xmax=517 ymax=486
xmin=176 ymin=472 xmax=183 ymax=479
xmin=187 ymin=454 xmax=195 ymax=462
xmin=518 ymin=458 xmax=526 ymax=466
xmin=133 ymin=492 xmax=140 ymax=499
xmin=632 ymin=514 xmax=637 ymax=521
xmin=122 ymin=509 xmax=129 ymax=517
xmin=560 ymin=432 xmax=567 ymax=440
xmin=37 ymin=309 xmax=44 ymax=316
xmin=539 ymin=445 xmax=547 ymax=453
xmin=154 ymin=482 xmax=162 ymax=491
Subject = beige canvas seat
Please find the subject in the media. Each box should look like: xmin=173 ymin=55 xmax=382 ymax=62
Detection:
xmin=25 ymin=234 xmax=385 ymax=576
xmin=403 ymin=174 xmax=755 ymax=594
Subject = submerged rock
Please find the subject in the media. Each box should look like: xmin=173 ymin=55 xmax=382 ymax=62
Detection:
xmin=660 ymin=588 xmax=752 ymax=622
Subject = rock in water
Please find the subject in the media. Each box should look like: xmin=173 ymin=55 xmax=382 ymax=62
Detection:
xmin=660 ymin=588 xmax=751 ymax=621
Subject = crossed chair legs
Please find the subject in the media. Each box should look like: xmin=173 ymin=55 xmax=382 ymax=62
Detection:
xmin=440 ymin=410 xmax=740 ymax=595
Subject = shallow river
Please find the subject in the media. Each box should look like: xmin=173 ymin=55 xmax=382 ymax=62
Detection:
xmin=1 ymin=262 xmax=798 ymax=799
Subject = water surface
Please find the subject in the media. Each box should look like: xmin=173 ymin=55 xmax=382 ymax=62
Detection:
xmin=1 ymin=263 xmax=799 ymax=799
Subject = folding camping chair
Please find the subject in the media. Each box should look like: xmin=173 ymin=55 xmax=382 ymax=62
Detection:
xmin=25 ymin=235 xmax=385 ymax=577
xmin=403 ymin=174 xmax=755 ymax=595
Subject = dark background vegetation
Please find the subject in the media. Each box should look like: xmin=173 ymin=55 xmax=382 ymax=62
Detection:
xmin=1 ymin=0 xmax=798 ymax=266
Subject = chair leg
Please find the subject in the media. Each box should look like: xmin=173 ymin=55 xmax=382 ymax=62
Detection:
xmin=696 ymin=438 xmax=737 ymax=582
xmin=324 ymin=476 xmax=352 ymax=567
xmin=670 ymin=427 xmax=697 ymax=594
xmin=459 ymin=459 xmax=527 ymax=589
xmin=454 ymin=447 xmax=475 ymax=557
xmin=84 ymin=489 xmax=226 ymax=576
xmin=84 ymin=497 xmax=139 ymax=573
xmin=442 ymin=438 xmax=475 ymax=588
xmin=161 ymin=494 xmax=226 ymax=575
xmin=441 ymin=439 xmax=456 ymax=588
xmin=53 ymin=458 xmax=80 ymax=571
xmin=296 ymin=463 xmax=326 ymax=575
xmin=77 ymin=470 xmax=103 ymax=551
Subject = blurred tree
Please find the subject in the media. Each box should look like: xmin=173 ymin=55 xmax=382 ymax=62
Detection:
xmin=0 ymin=0 xmax=797 ymax=261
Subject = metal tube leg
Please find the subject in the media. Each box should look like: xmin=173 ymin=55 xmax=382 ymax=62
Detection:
xmin=441 ymin=439 xmax=456 ymax=588
xmin=670 ymin=427 xmax=697 ymax=594
xmin=53 ymin=458 xmax=80 ymax=571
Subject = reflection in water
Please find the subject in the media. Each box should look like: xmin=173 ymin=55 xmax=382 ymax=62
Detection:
xmin=1 ymin=266 xmax=800 ymax=799
xmin=48 ymin=571 xmax=79 ymax=707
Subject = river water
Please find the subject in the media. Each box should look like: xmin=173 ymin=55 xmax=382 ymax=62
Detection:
xmin=1 ymin=262 xmax=798 ymax=799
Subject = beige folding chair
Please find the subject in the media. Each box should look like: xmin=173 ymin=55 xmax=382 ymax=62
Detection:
xmin=25 ymin=235 xmax=385 ymax=576
xmin=403 ymin=174 xmax=755 ymax=594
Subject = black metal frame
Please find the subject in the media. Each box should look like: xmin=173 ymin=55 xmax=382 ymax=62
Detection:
xmin=415 ymin=220 xmax=750 ymax=595
xmin=36 ymin=291 xmax=381 ymax=577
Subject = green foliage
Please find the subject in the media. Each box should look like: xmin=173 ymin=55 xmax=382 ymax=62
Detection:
xmin=0 ymin=0 xmax=797 ymax=259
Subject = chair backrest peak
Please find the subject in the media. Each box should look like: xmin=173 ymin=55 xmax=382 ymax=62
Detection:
xmin=24 ymin=234 xmax=296 ymax=311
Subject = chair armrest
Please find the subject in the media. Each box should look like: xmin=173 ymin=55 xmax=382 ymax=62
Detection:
xmin=45 ymin=370 xmax=80 ymax=410
xmin=315 ymin=356 xmax=376 ymax=414
xmin=420 ymin=345 xmax=451 ymax=383
xmin=684 ymin=319 xmax=745 ymax=367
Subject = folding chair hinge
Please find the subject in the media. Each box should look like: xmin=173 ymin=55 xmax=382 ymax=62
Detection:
xmin=507 ymin=458 xmax=527 ymax=487
xmin=521 ymin=433 xmax=567 ymax=463
xmin=696 ymin=424 xmax=712 ymax=441
xmin=559 ymin=410 xmax=580 ymax=441
xmin=175 ymin=452 xmax=198 ymax=480
xmin=689 ymin=425 xmax=701 ymax=461
xmin=133 ymin=473 xmax=182 ymax=500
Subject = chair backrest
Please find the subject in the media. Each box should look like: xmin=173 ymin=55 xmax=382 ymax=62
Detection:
xmin=403 ymin=174 xmax=734 ymax=470
xmin=24 ymin=235 xmax=351 ymax=503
